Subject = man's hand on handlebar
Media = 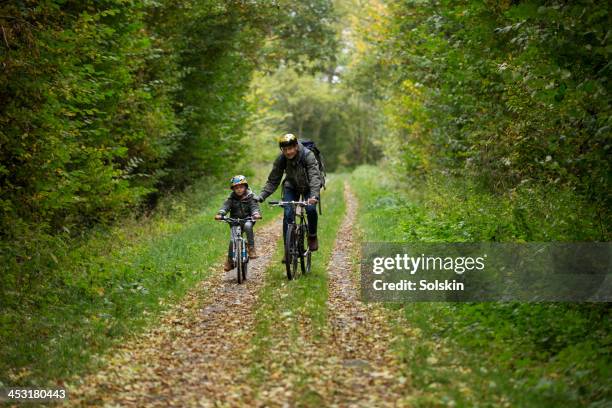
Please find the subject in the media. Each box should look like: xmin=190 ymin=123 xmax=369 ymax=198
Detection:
xmin=307 ymin=197 xmax=318 ymax=205
xmin=214 ymin=213 xmax=224 ymax=220
xmin=253 ymin=212 xmax=262 ymax=220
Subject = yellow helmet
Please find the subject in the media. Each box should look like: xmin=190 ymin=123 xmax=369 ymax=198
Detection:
xmin=230 ymin=175 xmax=248 ymax=189
xmin=278 ymin=133 xmax=298 ymax=148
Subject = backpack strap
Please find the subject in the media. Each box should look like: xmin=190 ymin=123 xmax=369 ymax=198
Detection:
xmin=301 ymin=148 xmax=323 ymax=215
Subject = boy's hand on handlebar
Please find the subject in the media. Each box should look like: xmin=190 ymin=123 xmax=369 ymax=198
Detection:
xmin=307 ymin=197 xmax=318 ymax=205
xmin=253 ymin=213 xmax=262 ymax=220
xmin=214 ymin=214 xmax=223 ymax=220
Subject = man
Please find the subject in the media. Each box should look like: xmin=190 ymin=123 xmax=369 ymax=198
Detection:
xmin=257 ymin=133 xmax=322 ymax=252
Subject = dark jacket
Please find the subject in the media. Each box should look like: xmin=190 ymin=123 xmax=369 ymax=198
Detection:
xmin=217 ymin=188 xmax=261 ymax=218
xmin=260 ymin=143 xmax=322 ymax=200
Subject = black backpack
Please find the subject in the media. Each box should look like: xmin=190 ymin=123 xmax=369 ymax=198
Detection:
xmin=300 ymin=139 xmax=326 ymax=189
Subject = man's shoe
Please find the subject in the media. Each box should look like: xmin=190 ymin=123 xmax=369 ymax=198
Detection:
xmin=308 ymin=235 xmax=319 ymax=252
xmin=223 ymin=258 xmax=234 ymax=271
xmin=248 ymin=245 xmax=259 ymax=259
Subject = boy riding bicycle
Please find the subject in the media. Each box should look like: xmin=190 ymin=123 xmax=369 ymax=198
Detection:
xmin=215 ymin=175 xmax=262 ymax=271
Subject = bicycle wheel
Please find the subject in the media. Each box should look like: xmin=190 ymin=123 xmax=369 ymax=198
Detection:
xmin=242 ymin=241 xmax=248 ymax=282
xmin=300 ymin=222 xmax=311 ymax=275
xmin=285 ymin=226 xmax=298 ymax=280
xmin=304 ymin=228 xmax=312 ymax=275
xmin=236 ymin=240 xmax=244 ymax=284
xmin=298 ymin=226 xmax=307 ymax=275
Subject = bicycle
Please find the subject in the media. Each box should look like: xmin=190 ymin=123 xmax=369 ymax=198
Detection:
xmin=217 ymin=216 xmax=255 ymax=284
xmin=269 ymin=200 xmax=311 ymax=280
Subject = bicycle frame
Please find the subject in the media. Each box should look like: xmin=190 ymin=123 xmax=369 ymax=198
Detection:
xmin=269 ymin=200 xmax=309 ymax=242
xmin=218 ymin=216 xmax=253 ymax=283
xmin=269 ymin=200 xmax=312 ymax=279
xmin=230 ymin=224 xmax=247 ymax=262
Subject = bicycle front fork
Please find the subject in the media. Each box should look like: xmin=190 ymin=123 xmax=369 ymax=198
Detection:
xmin=229 ymin=239 xmax=247 ymax=260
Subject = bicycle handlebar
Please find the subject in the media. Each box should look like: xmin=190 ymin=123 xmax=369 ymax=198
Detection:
xmin=268 ymin=200 xmax=308 ymax=207
xmin=217 ymin=216 xmax=256 ymax=224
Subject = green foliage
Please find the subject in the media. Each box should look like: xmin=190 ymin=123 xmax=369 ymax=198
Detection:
xmin=351 ymin=165 xmax=611 ymax=406
xmin=352 ymin=165 xmax=605 ymax=243
xmin=0 ymin=0 xmax=340 ymax=230
xmin=0 ymin=170 xmax=278 ymax=387
xmin=0 ymin=0 xmax=339 ymax=386
xmin=259 ymin=0 xmax=340 ymax=74
xmin=152 ymin=0 xmax=261 ymax=186
xmin=0 ymin=0 xmax=339 ymax=327
xmin=248 ymin=67 xmax=383 ymax=171
xmin=1 ymin=0 xmax=172 ymax=230
xmin=353 ymin=0 xmax=610 ymax=221
xmin=347 ymin=6 xmax=611 ymax=402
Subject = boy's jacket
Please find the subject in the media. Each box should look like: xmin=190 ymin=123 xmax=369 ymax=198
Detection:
xmin=218 ymin=188 xmax=261 ymax=219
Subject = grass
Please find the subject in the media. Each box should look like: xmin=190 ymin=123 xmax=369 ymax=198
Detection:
xmin=0 ymin=171 xmax=278 ymax=388
xmin=248 ymin=175 xmax=346 ymax=404
xmin=349 ymin=165 xmax=611 ymax=407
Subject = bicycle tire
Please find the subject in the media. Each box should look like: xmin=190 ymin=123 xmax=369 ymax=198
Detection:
xmin=285 ymin=226 xmax=297 ymax=280
xmin=304 ymin=230 xmax=311 ymax=275
xmin=302 ymin=223 xmax=311 ymax=275
xmin=299 ymin=226 xmax=306 ymax=275
xmin=236 ymin=240 xmax=244 ymax=284
xmin=292 ymin=226 xmax=300 ymax=279
xmin=242 ymin=245 xmax=248 ymax=282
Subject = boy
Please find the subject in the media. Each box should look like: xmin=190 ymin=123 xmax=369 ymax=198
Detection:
xmin=215 ymin=175 xmax=262 ymax=271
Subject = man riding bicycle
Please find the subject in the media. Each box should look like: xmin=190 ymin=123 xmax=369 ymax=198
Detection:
xmin=256 ymin=133 xmax=322 ymax=254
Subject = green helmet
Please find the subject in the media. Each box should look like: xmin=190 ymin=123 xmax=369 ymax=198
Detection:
xmin=230 ymin=174 xmax=248 ymax=189
xmin=278 ymin=133 xmax=298 ymax=148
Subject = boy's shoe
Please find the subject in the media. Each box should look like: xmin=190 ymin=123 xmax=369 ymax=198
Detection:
xmin=308 ymin=235 xmax=319 ymax=251
xmin=223 ymin=258 xmax=234 ymax=271
xmin=248 ymin=245 xmax=258 ymax=259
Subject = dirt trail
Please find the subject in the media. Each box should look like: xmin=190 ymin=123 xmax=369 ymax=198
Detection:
xmin=67 ymin=217 xmax=283 ymax=407
xmin=323 ymin=182 xmax=411 ymax=406
xmin=246 ymin=182 xmax=411 ymax=407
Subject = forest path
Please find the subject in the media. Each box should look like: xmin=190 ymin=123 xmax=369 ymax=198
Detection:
xmin=321 ymin=182 xmax=411 ymax=406
xmin=67 ymin=217 xmax=284 ymax=407
xmin=66 ymin=181 xmax=412 ymax=407
xmin=242 ymin=182 xmax=412 ymax=407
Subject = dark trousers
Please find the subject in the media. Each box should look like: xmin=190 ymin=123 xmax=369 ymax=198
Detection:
xmin=282 ymin=185 xmax=318 ymax=242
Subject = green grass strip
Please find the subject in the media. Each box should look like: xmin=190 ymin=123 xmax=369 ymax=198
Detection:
xmin=1 ymin=175 xmax=278 ymax=388
xmin=349 ymin=165 xmax=611 ymax=407
xmin=248 ymin=175 xmax=346 ymax=388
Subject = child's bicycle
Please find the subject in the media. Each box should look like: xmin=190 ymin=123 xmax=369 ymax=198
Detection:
xmin=269 ymin=200 xmax=311 ymax=280
xmin=217 ymin=216 xmax=255 ymax=284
